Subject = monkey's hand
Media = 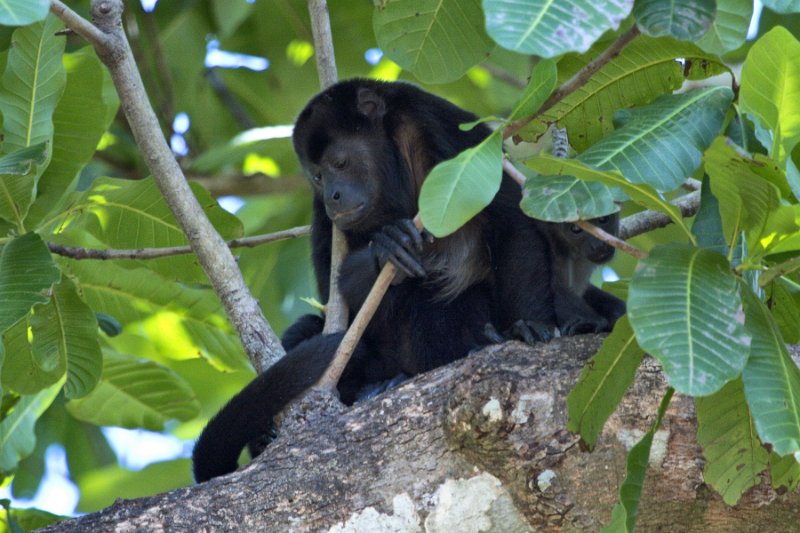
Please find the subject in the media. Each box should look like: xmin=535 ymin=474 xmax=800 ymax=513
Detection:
xmin=369 ymin=219 xmax=428 ymax=284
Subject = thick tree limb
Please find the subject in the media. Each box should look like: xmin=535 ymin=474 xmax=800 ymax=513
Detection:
xmin=51 ymin=0 xmax=281 ymax=373
xmin=40 ymin=338 xmax=800 ymax=532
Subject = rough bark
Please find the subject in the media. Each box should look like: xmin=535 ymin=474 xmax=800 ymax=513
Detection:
xmin=39 ymin=337 xmax=800 ymax=532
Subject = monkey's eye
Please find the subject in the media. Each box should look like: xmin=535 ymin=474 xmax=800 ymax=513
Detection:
xmin=597 ymin=216 xmax=610 ymax=224
xmin=312 ymin=173 xmax=322 ymax=183
xmin=570 ymin=225 xmax=582 ymax=234
xmin=332 ymin=158 xmax=348 ymax=170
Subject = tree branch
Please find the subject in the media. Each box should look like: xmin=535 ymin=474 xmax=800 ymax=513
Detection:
xmin=47 ymin=226 xmax=311 ymax=260
xmin=51 ymin=0 xmax=282 ymax=373
xmin=504 ymin=25 xmax=641 ymax=141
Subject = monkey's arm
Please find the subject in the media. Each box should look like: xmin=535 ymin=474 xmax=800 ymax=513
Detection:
xmin=553 ymin=284 xmax=610 ymax=336
xmin=583 ymin=285 xmax=626 ymax=329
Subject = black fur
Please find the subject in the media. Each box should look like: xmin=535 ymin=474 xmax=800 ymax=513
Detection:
xmin=193 ymin=79 xmax=563 ymax=482
xmin=538 ymin=214 xmax=626 ymax=335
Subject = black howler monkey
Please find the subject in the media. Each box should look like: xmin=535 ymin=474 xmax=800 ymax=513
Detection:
xmin=192 ymin=79 xmax=613 ymax=482
xmin=538 ymin=214 xmax=626 ymax=335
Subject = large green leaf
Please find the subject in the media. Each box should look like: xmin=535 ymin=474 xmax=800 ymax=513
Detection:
xmin=0 ymin=0 xmax=49 ymax=27
xmin=519 ymin=36 xmax=728 ymax=151
xmin=0 ymin=15 xmax=66 ymax=154
xmin=705 ymin=138 xmax=782 ymax=256
xmin=579 ymin=87 xmax=733 ymax=192
xmin=628 ymin=244 xmax=750 ymax=396
xmin=26 ymin=47 xmax=120 ymax=229
xmin=31 ymin=277 xmax=102 ymax=399
xmin=77 ymin=458 xmax=193 ymax=513
xmin=633 ymin=0 xmax=715 ymax=40
xmin=0 ymin=381 xmax=61 ymax=473
xmin=696 ymin=378 xmax=768 ymax=505
xmin=2 ymin=317 xmax=63 ymax=394
xmin=0 ymin=142 xmax=48 ymax=227
xmin=373 ymin=0 xmax=494 ymax=83
xmin=508 ymin=59 xmax=557 ymax=121
xmin=65 ymin=351 xmax=199 ymax=431
xmin=419 ymin=132 xmax=502 ymax=237
xmin=0 ymin=232 xmax=61 ymax=334
xmin=695 ymin=0 xmax=753 ymax=55
xmin=520 ymin=174 xmax=618 ymax=221
xmin=691 ymin=176 xmax=727 ymax=256
xmin=49 ymin=176 xmax=242 ymax=282
xmin=771 ymin=452 xmax=800 ymax=492
xmin=483 ymin=0 xmax=633 ymax=57
xmin=62 ymin=261 xmax=246 ymax=372
xmin=739 ymin=26 xmax=800 ymax=165
xmin=567 ymin=316 xmax=644 ymax=448
xmin=525 ymin=156 xmax=692 ymax=240
xmin=602 ymin=389 xmax=673 ymax=533
xmin=741 ymin=286 xmax=800 ymax=457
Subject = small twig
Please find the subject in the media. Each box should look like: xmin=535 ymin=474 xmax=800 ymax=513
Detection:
xmin=48 ymin=225 xmax=311 ymax=260
xmin=574 ymin=220 xmax=648 ymax=259
xmin=503 ymin=25 xmax=641 ymax=141
xmin=481 ymin=63 xmax=527 ymax=89
xmin=502 ymin=158 xmax=527 ymax=187
xmin=50 ymin=1 xmax=108 ymax=47
xmin=206 ymin=69 xmax=256 ymax=130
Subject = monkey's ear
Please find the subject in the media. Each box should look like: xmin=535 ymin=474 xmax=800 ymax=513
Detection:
xmin=357 ymin=88 xmax=386 ymax=120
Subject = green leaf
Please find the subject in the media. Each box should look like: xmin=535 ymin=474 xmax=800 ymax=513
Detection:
xmin=525 ymin=156 xmax=693 ymax=240
xmin=519 ymin=36 xmax=728 ymax=151
xmin=30 ymin=277 xmax=102 ymax=399
xmin=695 ymin=0 xmax=753 ymax=55
xmin=62 ymin=261 xmax=246 ymax=371
xmin=739 ymin=26 xmax=800 ymax=165
xmin=0 ymin=382 xmax=61 ymax=473
xmin=49 ymin=177 xmax=242 ymax=282
xmin=741 ymin=286 xmax=800 ymax=457
xmin=579 ymin=87 xmax=733 ymax=192
xmin=602 ymin=388 xmax=673 ymax=533
xmin=0 ymin=142 xmax=48 ymax=227
xmin=419 ymin=131 xmax=502 ymax=237
xmin=691 ymin=176 xmax=727 ymax=256
xmin=0 ymin=0 xmax=49 ymax=26
xmin=628 ymin=244 xmax=750 ymax=396
xmin=0 ymin=232 xmax=61 ymax=334
xmin=567 ymin=316 xmax=644 ymax=448
xmin=77 ymin=459 xmax=193 ymax=513
xmin=520 ymin=174 xmax=618 ymax=221
xmin=634 ymin=0 xmax=716 ymax=40
xmin=0 ymin=15 xmax=66 ymax=154
xmin=705 ymin=137 xmax=782 ymax=255
xmin=483 ymin=0 xmax=633 ymax=57
xmin=2 ymin=317 xmax=63 ymax=395
xmin=761 ymin=0 xmax=800 ymax=14
xmin=696 ymin=378 xmax=768 ymax=505
xmin=508 ymin=59 xmax=557 ymax=120
xmin=373 ymin=0 xmax=494 ymax=83
xmin=65 ymin=351 xmax=200 ymax=431
xmin=26 ymin=47 xmax=120 ymax=229
xmin=770 ymin=280 xmax=800 ymax=344
xmin=771 ymin=452 xmax=800 ymax=492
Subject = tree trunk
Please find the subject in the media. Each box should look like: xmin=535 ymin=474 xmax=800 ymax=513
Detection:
xmin=41 ymin=336 xmax=800 ymax=532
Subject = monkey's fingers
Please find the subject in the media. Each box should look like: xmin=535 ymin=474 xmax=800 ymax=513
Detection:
xmin=371 ymin=233 xmax=426 ymax=278
xmin=483 ymin=322 xmax=506 ymax=344
xmin=387 ymin=219 xmax=425 ymax=252
xmin=507 ymin=320 xmax=553 ymax=344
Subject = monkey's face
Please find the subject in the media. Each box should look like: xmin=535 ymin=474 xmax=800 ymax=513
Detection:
xmin=562 ymin=213 xmax=619 ymax=264
xmin=301 ymin=135 xmax=385 ymax=232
